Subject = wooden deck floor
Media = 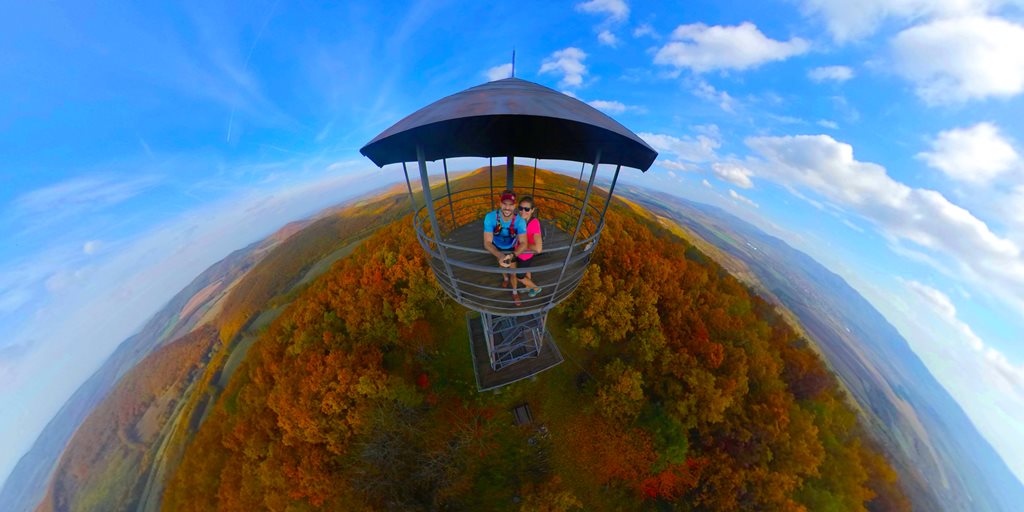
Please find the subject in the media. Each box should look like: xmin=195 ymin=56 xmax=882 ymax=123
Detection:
xmin=467 ymin=312 xmax=564 ymax=391
xmin=429 ymin=220 xmax=592 ymax=316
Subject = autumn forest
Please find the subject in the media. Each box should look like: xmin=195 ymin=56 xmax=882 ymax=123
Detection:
xmin=38 ymin=170 xmax=908 ymax=511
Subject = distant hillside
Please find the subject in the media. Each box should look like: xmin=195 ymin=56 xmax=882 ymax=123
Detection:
xmin=2 ymin=184 xmax=402 ymax=512
xmin=0 ymin=237 xmax=268 ymax=512
xmin=18 ymin=169 xmax=915 ymax=511
xmin=626 ymin=188 xmax=1024 ymax=512
xmin=36 ymin=325 xmax=220 ymax=512
xmin=161 ymin=169 xmax=907 ymax=511
xmin=214 ymin=192 xmax=409 ymax=343
xmin=18 ymin=186 xmax=416 ymax=512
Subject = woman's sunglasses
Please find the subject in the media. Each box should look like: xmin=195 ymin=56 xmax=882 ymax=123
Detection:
xmin=518 ymin=206 xmax=532 ymax=212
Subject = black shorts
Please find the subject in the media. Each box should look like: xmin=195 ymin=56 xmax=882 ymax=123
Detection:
xmin=515 ymin=255 xmax=534 ymax=279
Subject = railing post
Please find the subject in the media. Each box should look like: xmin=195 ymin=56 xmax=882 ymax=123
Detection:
xmin=547 ymin=150 xmax=601 ymax=311
xmin=417 ymin=145 xmax=462 ymax=303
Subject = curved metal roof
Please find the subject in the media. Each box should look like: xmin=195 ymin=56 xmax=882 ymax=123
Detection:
xmin=360 ymin=78 xmax=657 ymax=171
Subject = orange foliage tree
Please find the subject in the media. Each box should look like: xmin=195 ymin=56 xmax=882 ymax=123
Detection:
xmin=165 ymin=171 xmax=908 ymax=511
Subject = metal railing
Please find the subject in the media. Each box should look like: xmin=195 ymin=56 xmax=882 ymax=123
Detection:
xmin=410 ymin=185 xmax=606 ymax=316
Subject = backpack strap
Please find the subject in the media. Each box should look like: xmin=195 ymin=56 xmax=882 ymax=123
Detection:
xmin=493 ymin=210 xmax=517 ymax=238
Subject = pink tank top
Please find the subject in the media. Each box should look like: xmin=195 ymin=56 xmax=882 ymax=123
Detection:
xmin=519 ymin=218 xmax=541 ymax=261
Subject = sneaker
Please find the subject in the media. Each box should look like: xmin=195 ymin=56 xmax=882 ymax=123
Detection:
xmin=512 ymin=292 xmax=522 ymax=307
xmin=528 ymin=287 xmax=542 ymax=298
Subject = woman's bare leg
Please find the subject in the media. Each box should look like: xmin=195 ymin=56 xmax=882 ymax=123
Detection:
xmin=518 ymin=272 xmax=540 ymax=292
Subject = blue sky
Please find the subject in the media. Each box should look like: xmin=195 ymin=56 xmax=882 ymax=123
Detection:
xmin=2 ymin=0 xmax=1023 ymax=494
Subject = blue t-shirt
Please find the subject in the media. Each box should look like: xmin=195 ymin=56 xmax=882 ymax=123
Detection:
xmin=483 ymin=210 xmax=527 ymax=250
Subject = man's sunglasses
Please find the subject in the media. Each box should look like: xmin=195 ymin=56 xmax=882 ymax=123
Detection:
xmin=518 ymin=206 xmax=532 ymax=212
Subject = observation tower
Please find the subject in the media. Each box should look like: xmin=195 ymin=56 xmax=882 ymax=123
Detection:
xmin=360 ymin=77 xmax=656 ymax=390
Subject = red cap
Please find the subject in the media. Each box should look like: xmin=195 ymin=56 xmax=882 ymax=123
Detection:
xmin=500 ymin=192 xmax=516 ymax=203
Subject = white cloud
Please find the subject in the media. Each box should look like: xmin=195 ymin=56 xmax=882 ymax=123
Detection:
xmin=1000 ymin=185 xmax=1024 ymax=234
xmin=702 ymin=179 xmax=713 ymax=188
xmin=832 ymin=95 xmax=861 ymax=123
xmin=918 ymin=122 xmax=1020 ymax=184
xmin=540 ymin=47 xmax=588 ymax=88
xmin=0 ymin=289 xmax=31 ymax=315
xmin=588 ymin=99 xmax=625 ymax=114
xmin=639 ymin=130 xmax=720 ymax=163
xmin=12 ymin=175 xmax=161 ymax=219
xmin=842 ymin=218 xmax=865 ymax=232
xmin=744 ymin=134 xmax=1024 ymax=315
xmin=800 ymin=0 xmax=999 ymax=42
xmin=906 ymin=280 xmax=961 ymax=324
xmin=0 ymin=245 xmax=89 ymax=322
xmin=713 ymin=162 xmax=755 ymax=189
xmin=576 ymin=0 xmax=629 ymax=22
xmin=44 ymin=268 xmax=89 ymax=294
xmin=694 ymin=124 xmax=721 ymax=138
xmin=633 ymin=23 xmax=658 ymax=39
xmin=891 ymin=16 xmax=1024 ymax=104
xmin=768 ymin=114 xmax=806 ymax=125
xmin=654 ymin=22 xmax=810 ymax=73
xmin=693 ymin=80 xmax=737 ymax=113
xmin=984 ymin=347 xmax=1024 ymax=398
xmin=892 ymin=278 xmax=1024 ymax=487
xmin=484 ymin=63 xmax=513 ymax=82
xmin=587 ymin=99 xmax=644 ymax=115
xmin=889 ymin=240 xmax=955 ymax=276
xmin=729 ymin=189 xmax=759 ymax=208
xmin=809 ymin=65 xmax=854 ymax=83
xmin=598 ymin=30 xmax=619 ymax=47
xmin=82 ymin=241 xmax=101 ymax=255
xmin=818 ymin=119 xmax=839 ymax=129
xmin=659 ymin=160 xmax=695 ymax=172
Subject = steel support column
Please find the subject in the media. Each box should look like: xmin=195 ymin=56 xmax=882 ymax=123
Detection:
xmin=417 ymin=146 xmax=462 ymax=302
xmin=547 ymin=150 xmax=601 ymax=310
xmin=507 ymin=154 xmax=514 ymax=190
xmin=531 ymin=158 xmax=538 ymax=197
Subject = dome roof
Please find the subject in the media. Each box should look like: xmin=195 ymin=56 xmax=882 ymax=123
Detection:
xmin=360 ymin=78 xmax=657 ymax=171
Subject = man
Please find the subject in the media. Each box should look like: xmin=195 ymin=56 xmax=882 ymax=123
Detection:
xmin=483 ymin=190 xmax=529 ymax=306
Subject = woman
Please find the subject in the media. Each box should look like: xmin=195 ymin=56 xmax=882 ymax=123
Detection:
xmin=515 ymin=196 xmax=543 ymax=298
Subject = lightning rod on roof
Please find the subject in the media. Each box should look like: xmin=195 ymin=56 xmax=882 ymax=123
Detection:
xmin=512 ymin=49 xmax=516 ymax=78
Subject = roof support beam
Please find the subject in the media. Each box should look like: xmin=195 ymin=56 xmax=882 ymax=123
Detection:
xmin=401 ymin=162 xmax=417 ymax=214
xmin=443 ymin=159 xmax=456 ymax=229
xmin=597 ymin=164 xmax=622 ymax=235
